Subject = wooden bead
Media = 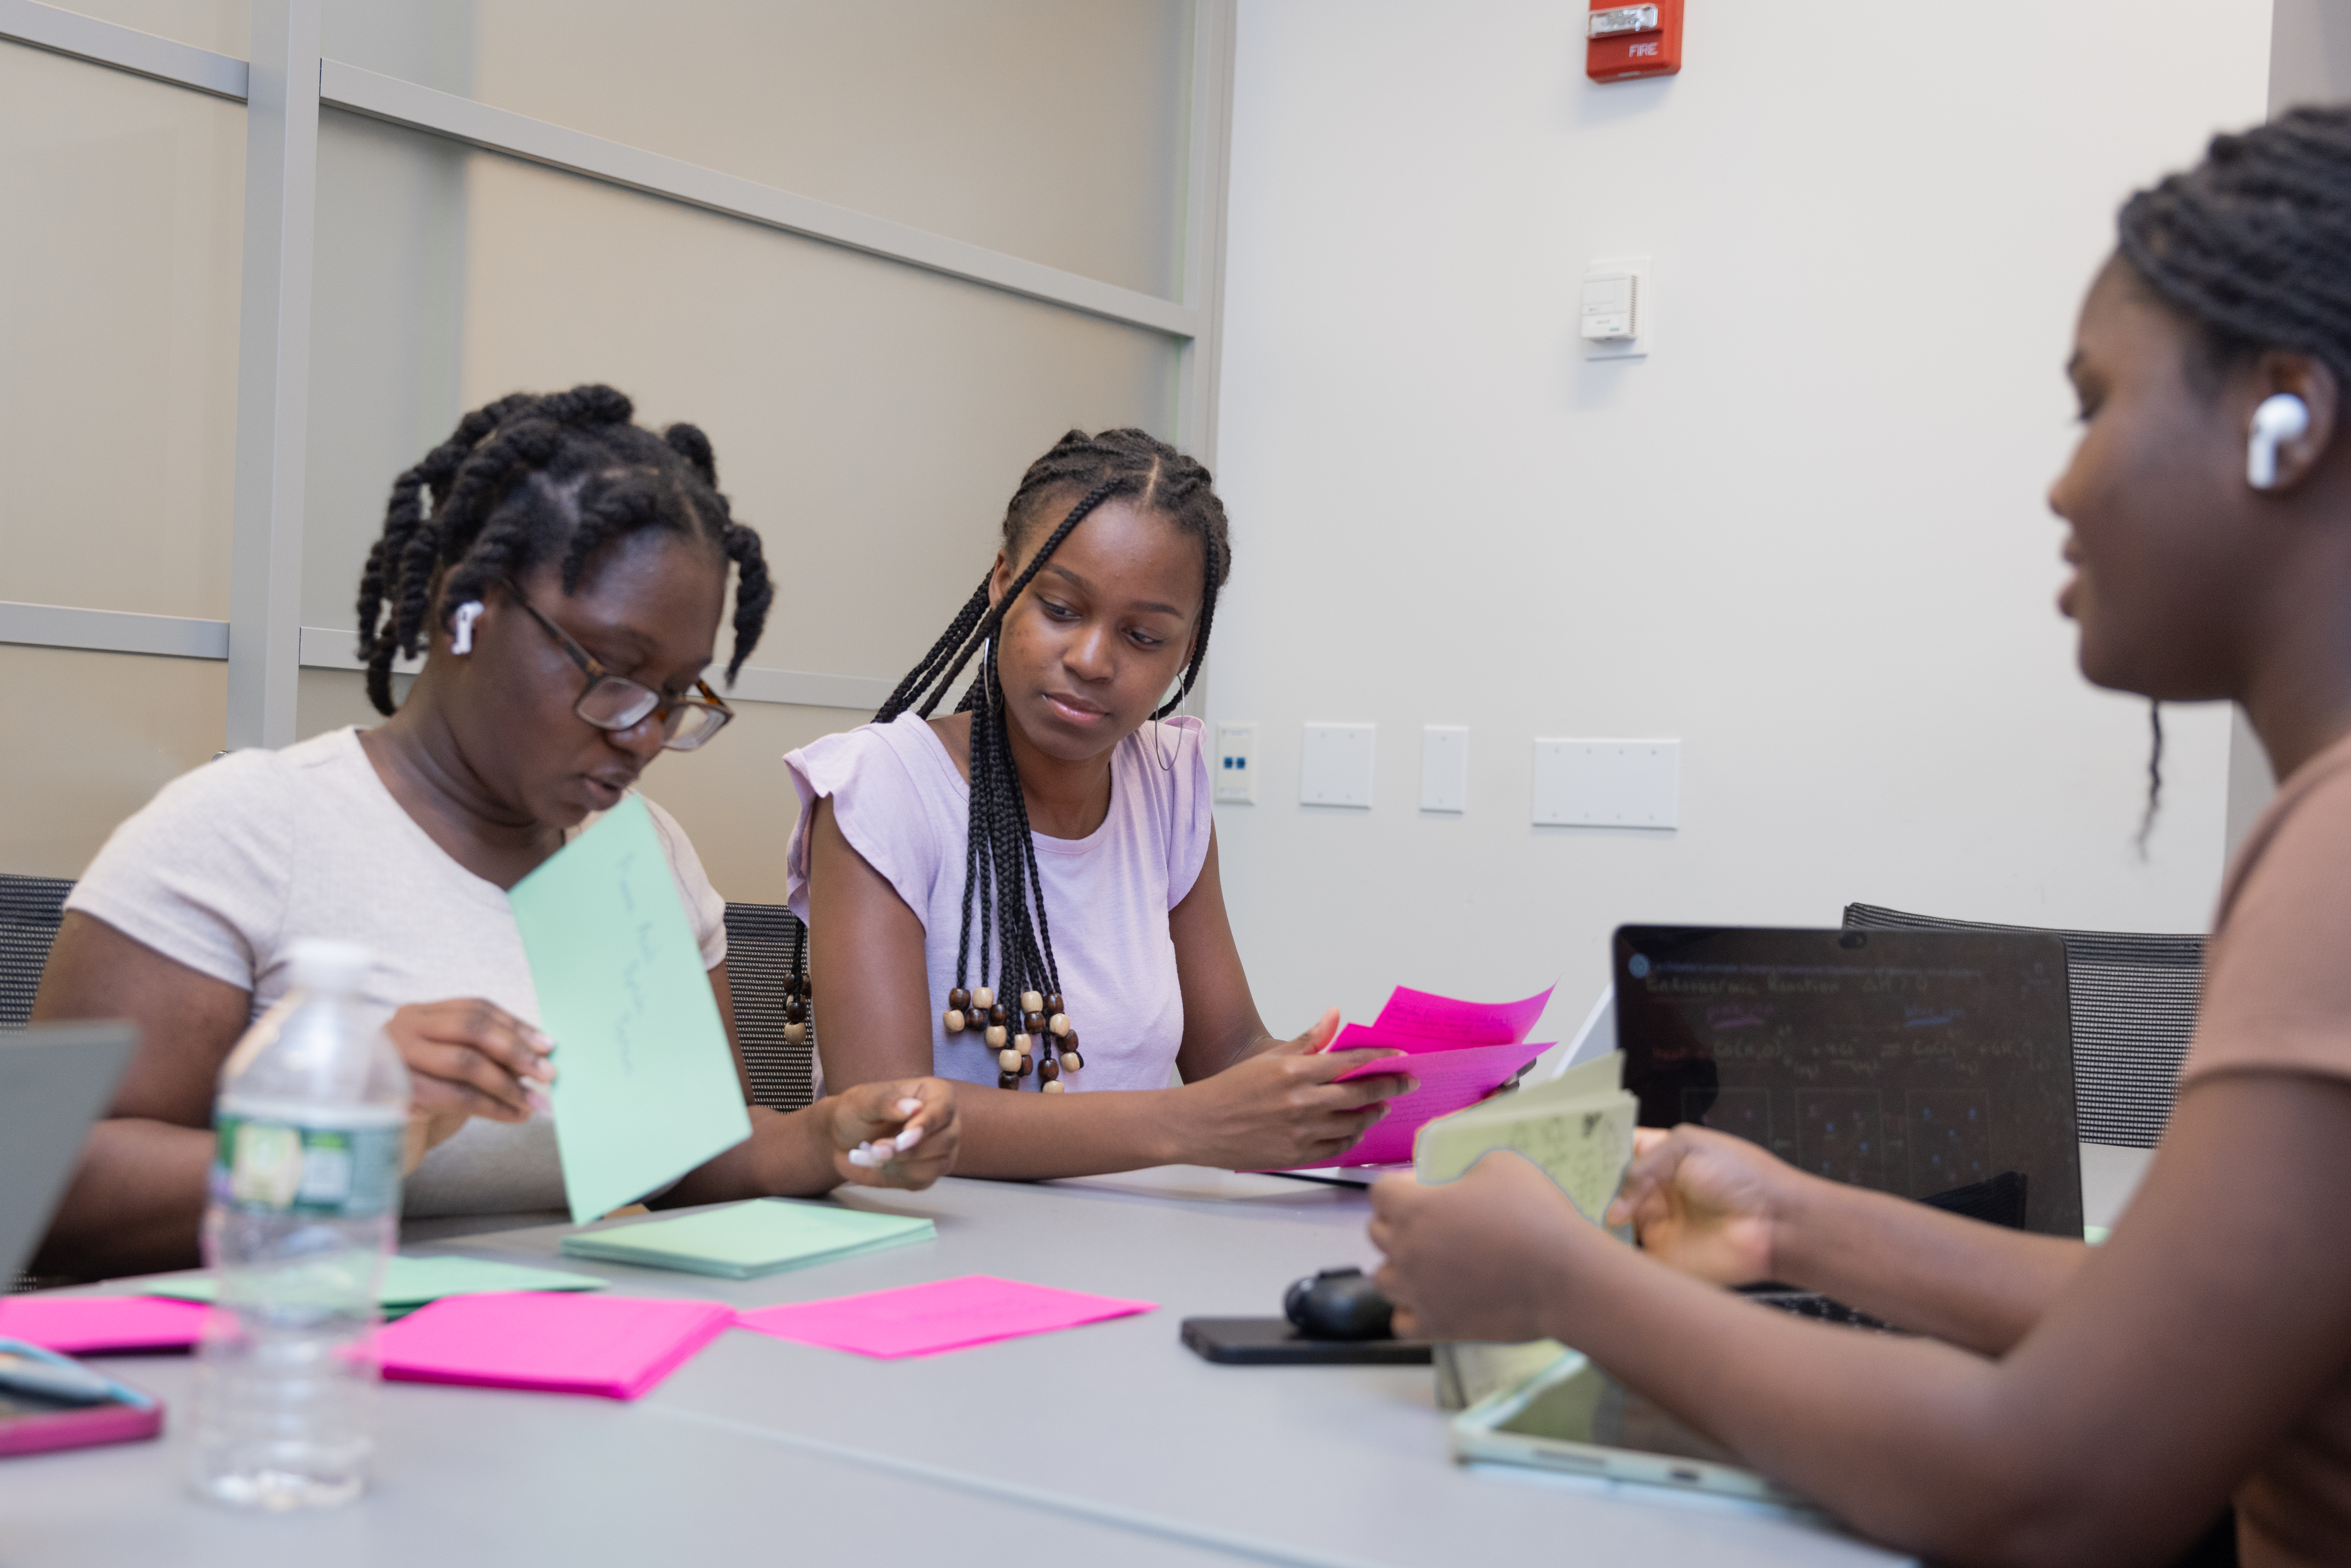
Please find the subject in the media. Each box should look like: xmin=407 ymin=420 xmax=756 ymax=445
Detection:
xmin=998 ymin=1048 xmax=1019 ymax=1072
xmin=1023 ymin=1012 xmax=1045 ymax=1036
xmin=1045 ymin=993 xmax=1064 ymax=1017
xmin=987 ymin=1004 xmax=1007 ymax=1027
xmin=1038 ymin=1057 xmax=1059 ymax=1082
xmin=1014 ymin=1034 xmax=1033 ymax=1056
xmin=1041 ymin=1079 xmax=1066 ymax=1094
xmin=802 ymin=976 xmax=813 ymax=1000
xmin=1060 ymin=1050 xmax=1082 ymax=1072
xmin=1020 ymin=990 xmax=1044 ymax=1016
xmin=948 ymin=987 xmax=971 ymax=1011
xmin=1065 ymin=1029 xmax=1080 ymax=1052
xmin=1018 ymin=1054 xmax=1034 ymax=1077
xmin=1049 ymin=1013 xmax=1071 ymax=1037
xmin=785 ymin=998 xmax=806 ymax=1023
xmin=783 ymin=975 xmax=801 ymax=999
xmin=997 ymin=1070 xmax=1019 ymax=1090
xmin=971 ymin=987 xmax=994 ymax=1010
xmin=785 ymin=1022 xmax=808 ymax=1046
xmin=985 ymin=1024 xmax=1007 ymax=1047
xmin=943 ymin=1009 xmax=966 ymax=1034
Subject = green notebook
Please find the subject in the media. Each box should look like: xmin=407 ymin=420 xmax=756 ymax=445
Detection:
xmin=559 ymin=1199 xmax=936 ymax=1280
xmin=144 ymin=1254 xmax=610 ymax=1316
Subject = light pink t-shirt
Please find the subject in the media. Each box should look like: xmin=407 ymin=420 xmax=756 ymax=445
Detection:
xmin=785 ymin=713 xmax=1211 ymax=1095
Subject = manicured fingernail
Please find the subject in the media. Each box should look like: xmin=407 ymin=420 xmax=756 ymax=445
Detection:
xmin=525 ymin=1026 xmax=554 ymax=1052
xmin=1405 ymin=1078 xmax=1422 ymax=1094
xmin=847 ymin=1146 xmax=876 ymax=1168
xmin=893 ymin=1126 xmax=924 ymax=1153
xmin=526 ymin=1089 xmax=553 ymax=1115
xmin=896 ymin=1097 xmax=923 ymax=1116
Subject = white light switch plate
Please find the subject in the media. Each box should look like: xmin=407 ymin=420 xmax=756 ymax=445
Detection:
xmin=1531 ymin=738 xmax=1679 ymax=828
xmin=1582 ymin=255 xmax=1651 ymax=361
xmin=1301 ymin=723 xmax=1375 ymax=809
xmin=1421 ymin=726 xmax=1468 ymax=813
xmin=1213 ymin=722 xmax=1257 ymax=804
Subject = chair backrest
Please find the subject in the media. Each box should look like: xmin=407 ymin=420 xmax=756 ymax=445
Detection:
xmin=1 ymin=875 xmax=73 ymax=1030
xmin=721 ymin=901 xmax=817 ymax=1113
xmin=1842 ymin=902 xmax=2204 ymax=1149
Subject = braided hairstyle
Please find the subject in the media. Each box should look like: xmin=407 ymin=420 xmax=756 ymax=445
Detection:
xmin=865 ymin=428 xmax=1232 ymax=1091
xmin=2109 ymin=106 xmax=2351 ymax=850
xmin=355 ymin=384 xmax=772 ymax=715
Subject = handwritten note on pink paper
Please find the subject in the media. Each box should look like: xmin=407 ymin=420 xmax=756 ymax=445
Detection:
xmin=0 ymin=1295 xmax=210 ymax=1354
xmin=734 ymin=1276 xmax=1155 ymax=1359
xmin=1372 ymin=984 xmax=1554 ymax=1045
xmin=375 ymin=1291 xmax=732 ymax=1400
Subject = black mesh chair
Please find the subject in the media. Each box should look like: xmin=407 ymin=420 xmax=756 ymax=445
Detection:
xmin=720 ymin=901 xmax=817 ymax=1113
xmin=1842 ymin=902 xmax=2204 ymax=1149
xmin=1 ymin=874 xmax=72 ymax=1031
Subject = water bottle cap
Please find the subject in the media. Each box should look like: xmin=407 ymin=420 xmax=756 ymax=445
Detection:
xmin=286 ymin=938 xmax=373 ymax=995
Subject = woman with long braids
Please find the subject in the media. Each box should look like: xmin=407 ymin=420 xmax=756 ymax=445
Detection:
xmin=1373 ymin=109 xmax=2351 ymax=1566
xmin=32 ymin=386 xmax=957 ymax=1280
xmin=787 ymin=428 xmax=1414 ymax=1178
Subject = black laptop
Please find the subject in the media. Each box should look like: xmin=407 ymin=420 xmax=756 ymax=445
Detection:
xmin=1613 ymin=926 xmax=2082 ymax=1241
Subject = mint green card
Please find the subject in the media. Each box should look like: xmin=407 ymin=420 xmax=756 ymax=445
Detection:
xmin=561 ymin=1199 xmax=935 ymax=1280
xmin=508 ymin=795 xmax=753 ymax=1224
xmin=143 ymin=1254 xmax=609 ymax=1310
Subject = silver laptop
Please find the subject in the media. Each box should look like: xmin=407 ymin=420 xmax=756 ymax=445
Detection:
xmin=1 ymin=1023 xmax=140 ymax=1281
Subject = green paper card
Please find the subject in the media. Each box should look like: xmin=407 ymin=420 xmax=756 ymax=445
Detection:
xmin=560 ymin=1200 xmax=935 ymax=1280
xmin=509 ymin=794 xmax=754 ymax=1224
xmin=143 ymin=1254 xmax=610 ymax=1311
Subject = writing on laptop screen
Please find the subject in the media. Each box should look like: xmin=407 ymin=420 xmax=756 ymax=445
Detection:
xmin=1613 ymin=927 xmax=2082 ymax=1238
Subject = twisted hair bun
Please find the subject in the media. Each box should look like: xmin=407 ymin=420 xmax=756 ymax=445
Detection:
xmin=2117 ymin=105 xmax=2351 ymax=386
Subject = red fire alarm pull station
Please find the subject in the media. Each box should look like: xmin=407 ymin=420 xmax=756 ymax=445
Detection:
xmin=1586 ymin=0 xmax=1682 ymax=82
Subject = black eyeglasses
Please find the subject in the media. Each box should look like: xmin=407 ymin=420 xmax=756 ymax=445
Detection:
xmin=501 ymin=579 xmax=732 ymax=752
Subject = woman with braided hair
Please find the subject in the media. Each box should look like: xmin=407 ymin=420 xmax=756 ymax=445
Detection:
xmin=1372 ymin=108 xmax=2351 ymax=1567
xmin=787 ymin=427 xmax=1414 ymax=1179
xmin=31 ymin=386 xmax=957 ymax=1280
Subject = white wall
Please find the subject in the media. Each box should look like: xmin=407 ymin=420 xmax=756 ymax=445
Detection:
xmin=1207 ymin=1 xmax=2273 ymax=1046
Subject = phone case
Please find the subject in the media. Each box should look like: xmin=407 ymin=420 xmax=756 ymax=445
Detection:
xmin=0 ymin=1339 xmax=164 ymax=1457
xmin=1179 ymin=1316 xmax=1433 ymax=1365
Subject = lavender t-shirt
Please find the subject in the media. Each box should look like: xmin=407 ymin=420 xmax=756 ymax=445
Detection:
xmin=784 ymin=713 xmax=1212 ymax=1095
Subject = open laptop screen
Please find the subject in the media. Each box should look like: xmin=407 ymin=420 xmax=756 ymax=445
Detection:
xmin=1613 ymin=926 xmax=2081 ymax=1238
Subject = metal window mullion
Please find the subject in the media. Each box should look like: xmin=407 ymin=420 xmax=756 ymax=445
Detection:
xmin=1174 ymin=0 xmax=1237 ymax=470
xmin=225 ymin=0 xmax=320 ymax=749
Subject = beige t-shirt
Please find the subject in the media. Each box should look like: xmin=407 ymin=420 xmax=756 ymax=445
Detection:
xmin=2182 ymin=727 xmax=2351 ymax=1568
xmin=65 ymin=726 xmax=727 ymax=1218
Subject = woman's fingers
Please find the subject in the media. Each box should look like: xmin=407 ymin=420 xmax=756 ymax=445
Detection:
xmin=388 ymin=999 xmax=553 ymax=1124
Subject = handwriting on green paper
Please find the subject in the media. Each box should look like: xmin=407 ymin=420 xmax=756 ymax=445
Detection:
xmin=508 ymin=795 xmax=753 ymax=1225
xmin=1415 ymin=1053 xmax=1640 ymax=1224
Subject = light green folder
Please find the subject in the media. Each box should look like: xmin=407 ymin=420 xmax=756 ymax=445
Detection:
xmin=559 ymin=1199 xmax=936 ymax=1280
xmin=1414 ymin=1051 xmax=1641 ymax=1224
xmin=508 ymin=795 xmax=754 ymax=1225
xmin=144 ymin=1255 xmax=609 ymax=1314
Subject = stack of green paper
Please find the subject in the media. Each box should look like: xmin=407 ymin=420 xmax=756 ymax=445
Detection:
xmin=145 ymin=1255 xmax=610 ymax=1318
xmin=559 ymin=1199 xmax=936 ymax=1280
xmin=1414 ymin=1052 xmax=1641 ymax=1224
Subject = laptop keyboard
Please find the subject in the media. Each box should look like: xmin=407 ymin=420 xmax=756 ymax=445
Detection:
xmin=1744 ymin=1290 xmax=1911 ymax=1335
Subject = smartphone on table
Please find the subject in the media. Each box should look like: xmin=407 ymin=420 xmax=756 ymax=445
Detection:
xmin=0 ymin=1339 xmax=164 ymax=1457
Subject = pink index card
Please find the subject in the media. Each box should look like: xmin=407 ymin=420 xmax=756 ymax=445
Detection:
xmin=1299 ymin=1037 xmax=1545 ymax=1168
xmin=735 ymin=1275 xmax=1154 ymax=1360
xmin=375 ymin=1291 xmax=732 ymax=1401
xmin=1372 ymin=984 xmax=1555 ymax=1046
xmin=0 ymin=1296 xmax=210 ymax=1354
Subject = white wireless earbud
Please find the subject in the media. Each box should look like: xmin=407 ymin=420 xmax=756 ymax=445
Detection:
xmin=2248 ymin=393 xmax=2312 ymax=490
xmin=448 ymin=601 xmax=485 ymax=655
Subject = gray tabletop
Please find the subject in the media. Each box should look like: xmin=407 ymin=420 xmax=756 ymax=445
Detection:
xmin=2 ymin=1167 xmax=1916 ymax=1568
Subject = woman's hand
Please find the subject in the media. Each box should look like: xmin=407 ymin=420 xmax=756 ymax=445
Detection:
xmin=824 ymin=1077 xmax=960 ymax=1190
xmin=1174 ymin=1009 xmax=1418 ymax=1170
xmin=1369 ymin=1152 xmax=1597 ymax=1341
xmin=384 ymin=999 xmax=553 ymax=1173
xmin=1604 ymin=1123 xmax=1794 ymax=1286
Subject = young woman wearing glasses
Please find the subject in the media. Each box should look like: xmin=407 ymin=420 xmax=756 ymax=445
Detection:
xmin=30 ymin=387 xmax=959 ymax=1280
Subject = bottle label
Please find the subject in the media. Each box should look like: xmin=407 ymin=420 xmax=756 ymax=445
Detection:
xmin=213 ymin=1114 xmax=402 ymax=1219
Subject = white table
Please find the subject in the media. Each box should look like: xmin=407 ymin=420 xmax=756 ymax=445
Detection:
xmin=0 ymin=1167 xmax=1906 ymax=1568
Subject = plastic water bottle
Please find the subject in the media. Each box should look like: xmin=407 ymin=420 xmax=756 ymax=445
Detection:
xmin=192 ymin=938 xmax=409 ymax=1509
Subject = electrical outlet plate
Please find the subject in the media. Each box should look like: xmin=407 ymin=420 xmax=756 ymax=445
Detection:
xmin=1582 ymin=255 xmax=1651 ymax=361
xmin=1531 ymin=738 xmax=1679 ymax=828
xmin=1214 ymin=722 xmax=1257 ymax=804
xmin=1300 ymin=723 xmax=1375 ymax=809
xmin=1421 ymin=726 xmax=1468 ymax=813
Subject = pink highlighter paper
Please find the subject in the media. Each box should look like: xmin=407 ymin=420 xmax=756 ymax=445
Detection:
xmin=734 ymin=1275 xmax=1155 ymax=1360
xmin=374 ymin=1291 xmax=732 ymax=1401
xmin=0 ymin=1296 xmax=210 ymax=1354
xmin=1372 ymin=984 xmax=1554 ymax=1045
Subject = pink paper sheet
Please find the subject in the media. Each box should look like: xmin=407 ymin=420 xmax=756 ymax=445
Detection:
xmin=374 ymin=1291 xmax=732 ymax=1400
xmin=734 ymin=1275 xmax=1155 ymax=1359
xmin=1318 ymin=1037 xmax=1546 ymax=1165
xmin=1372 ymin=984 xmax=1554 ymax=1045
xmin=0 ymin=1296 xmax=210 ymax=1354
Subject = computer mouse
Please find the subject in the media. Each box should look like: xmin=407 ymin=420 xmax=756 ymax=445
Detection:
xmin=1282 ymin=1267 xmax=1397 ymax=1341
